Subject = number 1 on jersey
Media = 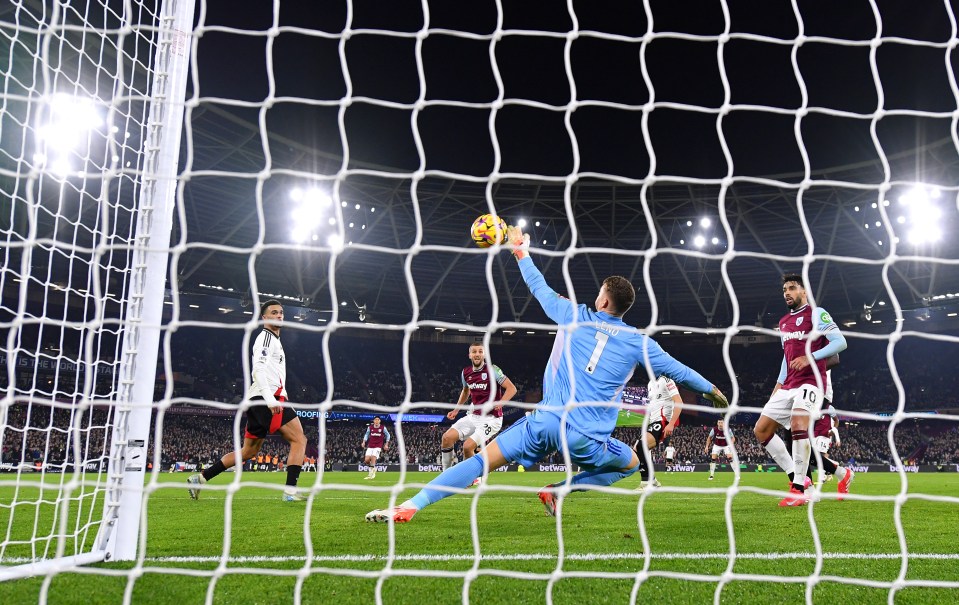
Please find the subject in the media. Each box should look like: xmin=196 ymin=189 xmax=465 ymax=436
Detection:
xmin=585 ymin=331 xmax=609 ymax=374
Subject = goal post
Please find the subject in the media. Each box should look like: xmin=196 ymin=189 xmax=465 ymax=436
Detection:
xmin=99 ymin=0 xmax=195 ymax=564
xmin=0 ymin=0 xmax=194 ymax=578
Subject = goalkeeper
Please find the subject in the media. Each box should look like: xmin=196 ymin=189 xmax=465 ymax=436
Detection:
xmin=367 ymin=226 xmax=728 ymax=523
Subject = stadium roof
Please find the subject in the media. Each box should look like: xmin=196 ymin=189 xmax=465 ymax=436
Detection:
xmin=4 ymin=0 xmax=959 ymax=334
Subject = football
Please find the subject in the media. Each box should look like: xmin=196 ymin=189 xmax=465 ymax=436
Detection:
xmin=470 ymin=214 xmax=508 ymax=248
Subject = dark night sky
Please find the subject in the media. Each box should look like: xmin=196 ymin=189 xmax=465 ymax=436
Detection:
xmin=189 ymin=0 xmax=959 ymax=181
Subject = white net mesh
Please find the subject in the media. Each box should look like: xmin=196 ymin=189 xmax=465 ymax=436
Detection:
xmin=0 ymin=0 xmax=163 ymax=570
xmin=2 ymin=0 xmax=959 ymax=603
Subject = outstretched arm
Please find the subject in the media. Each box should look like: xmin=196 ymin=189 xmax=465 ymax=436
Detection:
xmin=506 ymin=226 xmax=575 ymax=325
xmin=644 ymin=338 xmax=728 ymax=408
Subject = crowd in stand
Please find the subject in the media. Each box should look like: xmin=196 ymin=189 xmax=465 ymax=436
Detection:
xmin=4 ymin=402 xmax=959 ymax=468
xmin=4 ymin=329 xmax=959 ymax=470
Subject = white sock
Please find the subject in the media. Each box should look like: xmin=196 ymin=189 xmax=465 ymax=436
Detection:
xmin=441 ymin=449 xmax=454 ymax=470
xmin=709 ymin=462 xmax=716 ymax=476
xmin=763 ymin=434 xmax=795 ymax=474
xmin=834 ymin=466 xmax=848 ymax=482
xmin=370 ymin=466 xmax=377 ymax=477
xmin=791 ymin=434 xmax=811 ymax=487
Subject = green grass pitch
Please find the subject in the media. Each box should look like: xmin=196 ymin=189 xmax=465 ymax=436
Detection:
xmin=1 ymin=472 xmax=958 ymax=604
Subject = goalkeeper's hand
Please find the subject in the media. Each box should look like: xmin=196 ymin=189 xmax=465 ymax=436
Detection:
xmin=705 ymin=387 xmax=728 ymax=409
xmin=506 ymin=225 xmax=530 ymax=260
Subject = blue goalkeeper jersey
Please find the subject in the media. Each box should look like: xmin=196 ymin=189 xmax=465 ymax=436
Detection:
xmin=518 ymin=257 xmax=714 ymax=441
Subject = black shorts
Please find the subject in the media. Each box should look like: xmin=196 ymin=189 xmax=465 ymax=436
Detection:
xmin=245 ymin=397 xmax=298 ymax=439
xmin=645 ymin=420 xmax=666 ymax=446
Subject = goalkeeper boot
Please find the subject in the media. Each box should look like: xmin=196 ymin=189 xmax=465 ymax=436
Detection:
xmin=537 ymin=486 xmax=558 ymax=517
xmin=837 ymin=469 xmax=855 ymax=501
xmin=365 ymin=506 xmax=417 ymax=523
xmin=470 ymin=477 xmax=482 ymax=488
xmin=651 ymin=478 xmax=662 ymax=488
xmin=187 ymin=473 xmax=205 ymax=500
xmin=778 ymin=486 xmax=809 ymax=507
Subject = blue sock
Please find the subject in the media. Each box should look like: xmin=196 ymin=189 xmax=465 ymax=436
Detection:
xmin=563 ymin=465 xmax=637 ymax=492
xmin=409 ymin=455 xmax=485 ymax=510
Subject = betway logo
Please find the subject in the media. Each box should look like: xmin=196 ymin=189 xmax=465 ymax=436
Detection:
xmin=848 ymin=465 xmax=870 ymax=473
xmin=889 ymin=465 xmax=919 ymax=473
xmin=669 ymin=465 xmax=696 ymax=472
xmin=357 ymin=464 xmax=387 ymax=472
xmin=782 ymin=331 xmax=807 ymax=342
xmin=468 ymin=382 xmax=489 ymax=390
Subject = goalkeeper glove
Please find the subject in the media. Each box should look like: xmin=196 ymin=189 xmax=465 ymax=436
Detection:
xmin=507 ymin=226 xmax=530 ymax=260
xmin=705 ymin=387 xmax=728 ymax=409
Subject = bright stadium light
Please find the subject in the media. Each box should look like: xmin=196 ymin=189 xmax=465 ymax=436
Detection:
xmin=901 ymin=185 xmax=943 ymax=245
xmin=289 ymin=187 xmax=303 ymax=202
xmin=693 ymin=234 xmax=706 ymax=247
xmin=290 ymin=227 xmax=309 ymax=243
xmin=517 ymin=218 xmax=527 ymax=228
xmin=686 ymin=220 xmax=693 ymax=226
xmin=50 ymin=158 xmax=72 ymax=178
xmin=328 ymin=233 xmax=344 ymax=252
xmin=711 ymin=236 xmax=719 ymax=245
xmin=291 ymin=205 xmax=322 ymax=228
xmin=38 ymin=94 xmax=102 ymax=154
xmin=700 ymin=217 xmax=711 ymax=228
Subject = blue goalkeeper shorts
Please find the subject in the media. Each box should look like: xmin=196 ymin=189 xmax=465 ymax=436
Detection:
xmin=495 ymin=409 xmax=634 ymax=471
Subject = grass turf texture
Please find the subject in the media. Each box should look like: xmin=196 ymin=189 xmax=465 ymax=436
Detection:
xmin=1 ymin=472 xmax=957 ymax=604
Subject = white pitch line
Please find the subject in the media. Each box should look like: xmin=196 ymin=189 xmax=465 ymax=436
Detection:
xmin=6 ymin=552 xmax=957 ymax=565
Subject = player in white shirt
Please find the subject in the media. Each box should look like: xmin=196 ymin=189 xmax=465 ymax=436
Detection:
xmin=664 ymin=444 xmax=676 ymax=471
xmin=188 ymin=300 xmax=309 ymax=502
xmin=633 ymin=375 xmax=683 ymax=491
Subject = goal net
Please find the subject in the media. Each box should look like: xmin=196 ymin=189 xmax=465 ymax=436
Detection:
xmin=1 ymin=0 xmax=192 ymax=579
xmin=2 ymin=0 xmax=959 ymax=603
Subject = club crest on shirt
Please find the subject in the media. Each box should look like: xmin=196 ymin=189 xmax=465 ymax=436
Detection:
xmin=482 ymin=372 xmax=487 ymax=380
xmin=796 ymin=317 xmax=803 ymax=326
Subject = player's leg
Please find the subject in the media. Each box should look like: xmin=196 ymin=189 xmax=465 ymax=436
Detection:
xmin=188 ymin=437 xmax=263 ymax=500
xmin=754 ymin=392 xmax=797 ymax=482
xmin=632 ymin=425 xmax=661 ymax=491
xmin=544 ymin=433 xmax=640 ymax=510
xmin=709 ymin=451 xmax=717 ymax=480
xmin=462 ymin=437 xmax=479 ymax=460
xmin=367 ymin=415 xmax=539 ymax=523
xmin=468 ymin=417 xmax=502 ymax=487
xmin=787 ymin=385 xmax=819 ymax=493
xmin=442 ymin=416 xmax=474 ymax=470
xmin=278 ymin=414 xmax=308 ymax=500
xmin=366 ymin=455 xmax=378 ymax=479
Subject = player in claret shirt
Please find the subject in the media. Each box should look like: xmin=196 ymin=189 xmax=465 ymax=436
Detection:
xmin=440 ymin=342 xmax=517 ymax=487
xmin=753 ymin=274 xmax=852 ymax=507
xmin=361 ymin=416 xmax=391 ymax=480
xmin=366 ymin=226 xmax=728 ymax=524
xmin=705 ymin=418 xmax=735 ymax=480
